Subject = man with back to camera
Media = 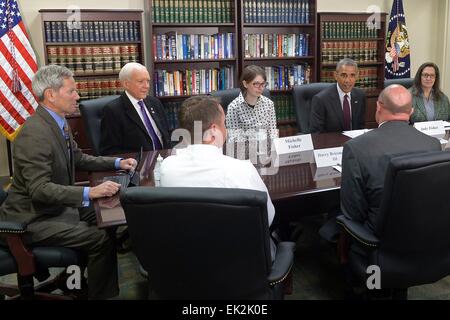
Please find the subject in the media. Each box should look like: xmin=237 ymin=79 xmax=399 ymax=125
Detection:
xmin=0 ymin=65 xmax=137 ymax=299
xmin=159 ymin=95 xmax=277 ymax=258
xmin=100 ymin=62 xmax=171 ymax=155
xmin=309 ymin=58 xmax=366 ymax=133
xmin=341 ymin=84 xmax=441 ymax=236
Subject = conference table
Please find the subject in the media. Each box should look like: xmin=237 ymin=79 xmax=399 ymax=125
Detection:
xmin=91 ymin=132 xmax=351 ymax=229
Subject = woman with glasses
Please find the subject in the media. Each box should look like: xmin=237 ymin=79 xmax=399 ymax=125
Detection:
xmin=226 ymin=65 xmax=277 ymax=144
xmin=410 ymin=62 xmax=450 ymax=123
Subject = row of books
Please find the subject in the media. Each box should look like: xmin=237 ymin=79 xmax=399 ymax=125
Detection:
xmin=321 ymin=67 xmax=379 ymax=91
xmin=153 ymin=66 xmax=235 ymax=97
xmin=273 ymin=95 xmax=295 ymax=123
xmin=153 ymin=33 xmax=235 ymax=61
xmin=243 ymin=0 xmax=312 ymax=24
xmin=321 ymin=41 xmax=378 ymax=64
xmin=264 ymin=64 xmax=311 ymax=90
xmin=322 ymin=21 xmax=378 ymax=40
xmin=44 ymin=21 xmax=141 ymax=43
xmin=244 ymin=33 xmax=310 ymax=58
xmin=47 ymin=45 xmax=140 ymax=76
xmin=162 ymin=101 xmax=182 ymax=130
xmin=76 ymin=78 xmax=123 ymax=100
xmin=152 ymin=0 xmax=233 ymax=23
xmin=162 ymin=100 xmax=297 ymax=132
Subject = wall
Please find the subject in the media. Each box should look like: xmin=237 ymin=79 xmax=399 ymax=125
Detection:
xmin=0 ymin=0 xmax=448 ymax=175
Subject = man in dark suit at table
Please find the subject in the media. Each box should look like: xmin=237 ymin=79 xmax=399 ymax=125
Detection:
xmin=310 ymin=58 xmax=366 ymax=133
xmin=0 ymin=65 xmax=137 ymax=299
xmin=340 ymin=84 xmax=441 ymax=236
xmin=100 ymin=62 xmax=171 ymax=155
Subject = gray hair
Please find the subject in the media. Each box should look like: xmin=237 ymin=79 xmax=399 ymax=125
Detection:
xmin=336 ymin=58 xmax=358 ymax=71
xmin=119 ymin=62 xmax=148 ymax=81
xmin=32 ymin=65 xmax=74 ymax=101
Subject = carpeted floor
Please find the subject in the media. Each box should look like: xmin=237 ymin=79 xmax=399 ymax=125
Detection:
xmin=2 ymin=214 xmax=450 ymax=300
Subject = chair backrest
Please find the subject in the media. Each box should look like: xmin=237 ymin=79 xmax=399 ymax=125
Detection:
xmin=292 ymin=83 xmax=333 ymax=133
xmin=376 ymin=150 xmax=450 ymax=288
xmin=78 ymin=95 xmax=120 ymax=155
xmin=383 ymin=78 xmax=414 ymax=89
xmin=0 ymin=188 xmax=6 ymax=205
xmin=120 ymin=187 xmax=273 ymax=299
xmin=210 ymin=88 xmax=271 ymax=113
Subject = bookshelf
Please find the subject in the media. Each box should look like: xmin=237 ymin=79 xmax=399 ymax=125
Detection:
xmin=148 ymin=0 xmax=239 ymax=131
xmin=239 ymin=0 xmax=317 ymax=136
xmin=39 ymin=9 xmax=144 ymax=102
xmin=317 ymin=12 xmax=387 ymax=128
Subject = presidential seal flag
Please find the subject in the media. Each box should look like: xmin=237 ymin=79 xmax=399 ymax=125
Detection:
xmin=385 ymin=0 xmax=410 ymax=79
xmin=0 ymin=0 xmax=38 ymax=141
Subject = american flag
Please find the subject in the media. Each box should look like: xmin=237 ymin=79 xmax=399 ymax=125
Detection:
xmin=0 ymin=0 xmax=38 ymax=141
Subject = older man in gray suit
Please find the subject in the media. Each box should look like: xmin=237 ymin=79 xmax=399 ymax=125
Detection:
xmin=0 ymin=65 xmax=136 ymax=299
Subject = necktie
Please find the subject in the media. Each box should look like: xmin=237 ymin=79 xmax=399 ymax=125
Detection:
xmin=63 ymin=121 xmax=72 ymax=161
xmin=343 ymin=94 xmax=351 ymax=131
xmin=138 ymin=100 xmax=163 ymax=150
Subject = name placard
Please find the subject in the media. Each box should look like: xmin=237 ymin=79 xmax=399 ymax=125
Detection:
xmin=313 ymin=147 xmax=343 ymax=168
xmin=414 ymin=120 xmax=446 ymax=139
xmin=272 ymin=134 xmax=314 ymax=155
xmin=273 ymin=150 xmax=315 ymax=167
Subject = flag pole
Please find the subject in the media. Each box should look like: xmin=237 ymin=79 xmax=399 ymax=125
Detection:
xmin=6 ymin=139 xmax=13 ymax=177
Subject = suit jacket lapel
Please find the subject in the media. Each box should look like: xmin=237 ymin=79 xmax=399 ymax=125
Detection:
xmin=329 ymin=86 xmax=344 ymax=127
xmin=123 ymin=93 xmax=151 ymax=139
xmin=143 ymin=97 xmax=165 ymax=140
xmin=414 ymin=96 xmax=427 ymax=120
xmin=351 ymin=90 xmax=361 ymax=129
xmin=36 ymin=106 xmax=73 ymax=181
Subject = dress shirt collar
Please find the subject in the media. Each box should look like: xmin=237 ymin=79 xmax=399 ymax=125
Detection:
xmin=179 ymin=144 xmax=223 ymax=157
xmin=42 ymin=105 xmax=65 ymax=134
xmin=125 ymin=90 xmax=142 ymax=107
xmin=336 ymin=83 xmax=352 ymax=102
xmin=238 ymin=92 xmax=261 ymax=108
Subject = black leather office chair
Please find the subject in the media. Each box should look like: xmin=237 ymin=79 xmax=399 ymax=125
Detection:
xmin=79 ymin=95 xmax=120 ymax=156
xmin=210 ymin=88 xmax=271 ymax=113
xmin=292 ymin=83 xmax=333 ymax=134
xmin=383 ymin=78 xmax=414 ymax=89
xmin=337 ymin=150 xmax=450 ymax=299
xmin=0 ymin=189 xmax=85 ymax=299
xmin=121 ymin=187 xmax=295 ymax=299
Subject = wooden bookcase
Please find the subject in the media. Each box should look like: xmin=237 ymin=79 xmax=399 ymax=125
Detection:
xmin=317 ymin=12 xmax=387 ymax=128
xmin=39 ymin=9 xmax=144 ymax=101
xmin=239 ymin=0 xmax=317 ymax=137
xmin=147 ymin=0 xmax=239 ymax=131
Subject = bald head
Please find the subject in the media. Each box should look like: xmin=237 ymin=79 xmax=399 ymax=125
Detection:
xmin=376 ymin=85 xmax=413 ymax=124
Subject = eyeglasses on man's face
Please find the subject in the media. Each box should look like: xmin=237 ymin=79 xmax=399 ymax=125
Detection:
xmin=251 ymin=81 xmax=268 ymax=88
xmin=421 ymin=73 xmax=436 ymax=79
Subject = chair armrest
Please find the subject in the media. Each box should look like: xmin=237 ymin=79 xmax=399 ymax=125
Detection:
xmin=0 ymin=221 xmax=27 ymax=234
xmin=336 ymin=215 xmax=379 ymax=247
xmin=268 ymin=241 xmax=295 ymax=285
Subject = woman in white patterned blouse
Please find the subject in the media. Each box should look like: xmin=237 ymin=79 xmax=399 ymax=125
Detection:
xmin=226 ymin=65 xmax=278 ymax=143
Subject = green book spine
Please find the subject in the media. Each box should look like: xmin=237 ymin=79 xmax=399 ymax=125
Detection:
xmin=189 ymin=0 xmax=194 ymax=23
xmin=193 ymin=0 xmax=198 ymax=23
xmin=153 ymin=0 xmax=159 ymax=22
xmin=174 ymin=0 xmax=179 ymax=23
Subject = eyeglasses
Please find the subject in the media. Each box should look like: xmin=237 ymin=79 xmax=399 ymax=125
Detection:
xmin=421 ymin=73 xmax=436 ymax=79
xmin=251 ymin=82 xmax=268 ymax=88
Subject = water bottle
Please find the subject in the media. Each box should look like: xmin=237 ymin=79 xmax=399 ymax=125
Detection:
xmin=153 ymin=154 xmax=163 ymax=187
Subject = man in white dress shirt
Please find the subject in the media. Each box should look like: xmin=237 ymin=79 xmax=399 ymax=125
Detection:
xmin=160 ymin=96 xmax=276 ymax=257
